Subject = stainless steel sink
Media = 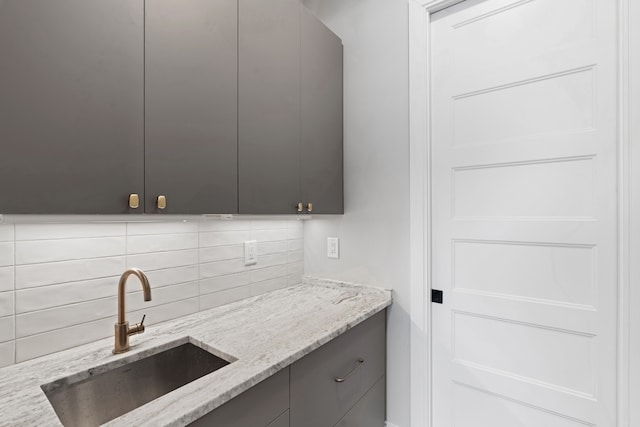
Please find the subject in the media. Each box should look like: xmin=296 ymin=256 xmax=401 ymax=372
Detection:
xmin=41 ymin=341 xmax=231 ymax=426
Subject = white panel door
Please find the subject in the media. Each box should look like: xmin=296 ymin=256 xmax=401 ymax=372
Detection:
xmin=430 ymin=1 xmax=618 ymax=426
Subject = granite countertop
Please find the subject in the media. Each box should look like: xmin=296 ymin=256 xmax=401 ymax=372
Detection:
xmin=0 ymin=277 xmax=392 ymax=427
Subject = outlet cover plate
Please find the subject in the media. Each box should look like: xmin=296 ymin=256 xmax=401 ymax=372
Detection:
xmin=244 ymin=240 xmax=258 ymax=265
xmin=327 ymin=237 xmax=339 ymax=259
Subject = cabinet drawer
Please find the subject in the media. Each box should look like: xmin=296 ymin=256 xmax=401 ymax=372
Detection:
xmin=189 ymin=367 xmax=289 ymax=427
xmin=267 ymin=409 xmax=289 ymax=427
xmin=335 ymin=376 xmax=385 ymax=427
xmin=290 ymin=310 xmax=386 ymax=427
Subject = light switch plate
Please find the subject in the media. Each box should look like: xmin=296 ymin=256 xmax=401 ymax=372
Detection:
xmin=244 ymin=240 xmax=258 ymax=265
xmin=327 ymin=237 xmax=339 ymax=259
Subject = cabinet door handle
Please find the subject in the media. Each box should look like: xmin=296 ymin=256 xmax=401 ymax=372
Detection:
xmin=335 ymin=358 xmax=365 ymax=383
xmin=297 ymin=202 xmax=304 ymax=213
xmin=157 ymin=195 xmax=167 ymax=210
xmin=128 ymin=194 xmax=140 ymax=209
xmin=306 ymin=202 xmax=313 ymax=213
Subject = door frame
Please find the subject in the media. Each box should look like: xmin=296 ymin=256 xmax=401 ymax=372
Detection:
xmin=407 ymin=1 xmax=635 ymax=426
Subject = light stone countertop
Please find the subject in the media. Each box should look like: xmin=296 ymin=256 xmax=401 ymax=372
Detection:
xmin=0 ymin=277 xmax=392 ymax=427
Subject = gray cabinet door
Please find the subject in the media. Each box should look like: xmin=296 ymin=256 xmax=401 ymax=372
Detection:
xmin=290 ymin=311 xmax=386 ymax=427
xmin=0 ymin=0 xmax=144 ymax=214
xmin=145 ymin=0 xmax=238 ymax=214
xmin=301 ymin=10 xmax=344 ymax=214
xmin=238 ymin=0 xmax=302 ymax=214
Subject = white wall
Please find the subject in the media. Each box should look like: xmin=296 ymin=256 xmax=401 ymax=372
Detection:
xmin=0 ymin=219 xmax=303 ymax=366
xmin=301 ymin=1 xmax=411 ymax=426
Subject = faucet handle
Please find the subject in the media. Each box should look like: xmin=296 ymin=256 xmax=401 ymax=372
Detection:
xmin=128 ymin=314 xmax=146 ymax=336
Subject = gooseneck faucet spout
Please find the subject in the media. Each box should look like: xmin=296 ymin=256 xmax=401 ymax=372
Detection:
xmin=113 ymin=268 xmax=152 ymax=354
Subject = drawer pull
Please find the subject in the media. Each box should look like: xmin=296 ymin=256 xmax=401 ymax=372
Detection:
xmin=335 ymin=358 xmax=365 ymax=383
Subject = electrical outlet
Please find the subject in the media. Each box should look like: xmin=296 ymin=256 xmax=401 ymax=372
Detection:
xmin=327 ymin=237 xmax=339 ymax=259
xmin=244 ymin=240 xmax=258 ymax=265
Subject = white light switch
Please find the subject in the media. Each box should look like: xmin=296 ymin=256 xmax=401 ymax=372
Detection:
xmin=327 ymin=237 xmax=339 ymax=259
xmin=244 ymin=240 xmax=258 ymax=265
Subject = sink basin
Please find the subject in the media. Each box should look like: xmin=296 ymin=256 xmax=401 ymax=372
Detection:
xmin=41 ymin=340 xmax=231 ymax=426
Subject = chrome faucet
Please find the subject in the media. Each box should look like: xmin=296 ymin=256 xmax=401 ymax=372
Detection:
xmin=113 ymin=268 xmax=152 ymax=354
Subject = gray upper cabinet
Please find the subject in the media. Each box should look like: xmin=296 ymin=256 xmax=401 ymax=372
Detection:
xmin=238 ymin=0 xmax=302 ymax=214
xmin=0 ymin=1 xmax=342 ymax=215
xmin=0 ymin=0 xmax=144 ymax=214
xmin=301 ymin=9 xmax=344 ymax=215
xmin=145 ymin=0 xmax=238 ymax=214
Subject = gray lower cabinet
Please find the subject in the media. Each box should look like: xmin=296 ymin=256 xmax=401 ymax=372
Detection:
xmin=189 ymin=368 xmax=289 ymax=427
xmin=145 ymin=0 xmax=238 ymax=214
xmin=0 ymin=0 xmax=144 ymax=214
xmin=191 ymin=311 xmax=385 ymax=427
xmin=290 ymin=310 xmax=386 ymax=427
xmin=301 ymin=9 xmax=344 ymax=215
xmin=238 ymin=0 xmax=302 ymax=214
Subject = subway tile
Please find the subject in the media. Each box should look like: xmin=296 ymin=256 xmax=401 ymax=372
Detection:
xmin=288 ymin=250 xmax=304 ymax=263
xmin=0 ymin=242 xmax=13 ymax=267
xmin=0 ymin=291 xmax=14 ymax=317
xmin=16 ymin=236 xmax=126 ymax=265
xmin=16 ymin=298 xmax=116 ymax=338
xmin=287 ymin=239 xmax=304 ymax=252
xmin=16 ymin=276 xmax=119 ymax=314
xmin=200 ymin=230 xmax=251 ymax=247
xmin=251 ymin=229 xmax=288 ymax=242
xmin=199 ymin=286 xmax=252 ymax=311
xmin=126 ymin=233 xmax=198 ymax=255
xmin=144 ymin=265 xmax=199 ymax=289
xmin=0 ymin=316 xmax=14 ymax=343
xmin=0 ymin=341 xmax=15 ymax=368
xmin=199 ymin=245 xmax=243 ymax=263
xmin=288 ymin=261 xmax=304 ymax=276
xmin=200 ymin=272 xmax=251 ymax=295
xmin=250 ymin=220 xmax=288 ymax=230
xmin=129 ymin=297 xmax=199 ymax=328
xmin=200 ymin=259 xmax=247 ymax=279
xmin=126 ymin=282 xmax=199 ymax=312
xmin=258 ymin=241 xmax=288 ymax=255
xmin=287 ymin=219 xmax=304 ymax=231
xmin=127 ymin=221 xmax=198 ymax=236
xmin=15 ymin=256 xmax=126 ymax=289
xmin=254 ymin=252 xmax=287 ymax=268
xmin=15 ymin=223 xmax=125 ymax=241
xmin=17 ymin=316 xmax=114 ymax=362
xmin=0 ymin=224 xmax=14 ymax=242
xmin=127 ymin=249 xmax=198 ymax=271
xmin=287 ymin=226 xmax=304 ymax=240
xmin=0 ymin=267 xmax=13 ymax=292
xmin=250 ymin=277 xmax=288 ymax=296
xmin=287 ymin=274 xmax=303 ymax=286
xmin=199 ymin=220 xmax=251 ymax=232
xmin=250 ymin=265 xmax=287 ymax=284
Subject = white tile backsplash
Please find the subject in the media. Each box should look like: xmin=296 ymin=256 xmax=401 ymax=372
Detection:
xmin=15 ymin=256 xmax=127 ymax=289
xmin=0 ymin=292 xmax=14 ymax=317
xmin=0 ymin=316 xmax=14 ymax=343
xmin=15 ymin=237 xmax=126 ymax=265
xmin=0 ymin=225 xmax=14 ymax=242
xmin=0 ymin=242 xmax=14 ymax=267
xmin=0 ymin=218 xmax=303 ymax=364
xmin=0 ymin=341 xmax=14 ymax=368
xmin=0 ymin=267 xmax=13 ymax=293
